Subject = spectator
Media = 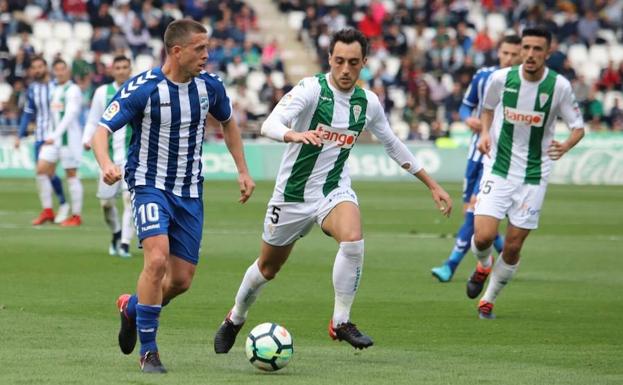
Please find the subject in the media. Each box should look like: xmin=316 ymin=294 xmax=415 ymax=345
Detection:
xmin=227 ymin=55 xmax=249 ymax=85
xmin=125 ymin=18 xmax=151 ymax=58
xmin=578 ymin=10 xmax=600 ymax=46
xmin=443 ymin=82 xmax=463 ymax=124
xmin=261 ymin=37 xmax=283 ymax=73
xmin=599 ymin=61 xmax=622 ymax=90
xmin=358 ymin=8 xmax=382 ymax=39
xmin=91 ymin=2 xmax=115 ymax=30
xmin=609 ymin=99 xmax=623 ymax=131
xmin=91 ymin=27 xmax=111 ymax=53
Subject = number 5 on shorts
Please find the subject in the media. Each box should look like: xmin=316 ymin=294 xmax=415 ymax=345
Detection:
xmin=481 ymin=180 xmax=494 ymax=195
xmin=138 ymin=203 xmax=159 ymax=223
xmin=270 ymin=206 xmax=281 ymax=224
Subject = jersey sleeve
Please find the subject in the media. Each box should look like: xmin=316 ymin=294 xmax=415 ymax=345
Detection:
xmin=558 ymin=78 xmax=585 ymax=129
xmin=366 ymin=93 xmax=422 ymax=174
xmin=99 ymin=84 xmax=147 ymax=133
xmin=83 ymin=85 xmax=107 ymax=144
xmin=23 ymin=86 xmax=36 ymax=114
xmin=18 ymin=87 xmax=35 ymax=138
xmin=482 ymin=70 xmax=504 ymax=110
xmin=271 ymin=77 xmax=318 ymax=127
xmin=207 ymin=74 xmax=232 ymax=122
xmin=462 ymin=72 xmax=481 ymax=108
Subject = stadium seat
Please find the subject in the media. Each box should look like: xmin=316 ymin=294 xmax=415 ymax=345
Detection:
xmin=387 ymin=87 xmax=406 ymax=109
xmin=0 ymin=83 xmax=13 ymax=103
xmin=270 ymin=71 xmax=285 ymax=89
xmin=134 ymin=54 xmax=154 ymax=74
xmin=567 ymin=44 xmax=588 ymax=67
xmin=366 ymin=56 xmax=381 ymax=75
xmin=53 ymin=21 xmax=73 ymax=42
xmin=149 ymin=38 xmax=163 ymax=57
xmin=608 ymin=44 xmax=623 ymax=66
xmin=418 ymin=121 xmax=431 ymax=141
xmin=588 ymin=44 xmax=610 ymax=68
xmin=485 ymin=13 xmax=507 ymax=40
xmin=288 ymin=11 xmax=305 ymax=30
xmin=73 ymin=22 xmax=93 ymax=42
xmin=402 ymin=26 xmax=416 ymax=47
xmin=100 ymin=53 xmax=113 ymax=67
xmin=581 ymin=61 xmax=602 ymax=84
xmin=23 ymin=4 xmax=44 ymax=23
xmin=32 ymin=20 xmax=52 ymax=42
xmin=43 ymin=39 xmax=63 ymax=61
xmin=7 ymin=35 xmax=20 ymax=55
xmin=391 ymin=118 xmax=409 ymax=140
xmin=597 ymin=29 xmax=617 ymax=45
xmin=467 ymin=11 xmax=485 ymax=31
xmin=246 ymin=71 xmax=266 ymax=92
xmin=62 ymin=39 xmax=84 ymax=59
xmin=384 ymin=56 xmax=401 ymax=78
xmin=441 ymin=74 xmax=455 ymax=93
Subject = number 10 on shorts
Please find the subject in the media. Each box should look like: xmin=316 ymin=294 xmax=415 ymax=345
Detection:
xmin=138 ymin=203 xmax=160 ymax=223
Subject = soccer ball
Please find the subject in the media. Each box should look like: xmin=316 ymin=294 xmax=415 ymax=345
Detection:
xmin=245 ymin=322 xmax=294 ymax=371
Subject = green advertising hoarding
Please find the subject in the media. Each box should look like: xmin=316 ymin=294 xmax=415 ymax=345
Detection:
xmin=1 ymin=136 xmax=622 ymax=185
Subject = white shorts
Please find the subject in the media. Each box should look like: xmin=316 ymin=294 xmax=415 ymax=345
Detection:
xmin=262 ymin=187 xmax=359 ymax=246
xmin=38 ymin=144 xmax=82 ymax=170
xmin=474 ymin=171 xmax=547 ymax=230
xmin=97 ymin=167 xmax=127 ymax=200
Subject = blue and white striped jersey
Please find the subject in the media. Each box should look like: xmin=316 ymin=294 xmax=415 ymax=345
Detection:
xmin=20 ymin=80 xmax=54 ymax=141
xmin=99 ymin=67 xmax=232 ymax=198
xmin=461 ymin=65 xmax=498 ymax=163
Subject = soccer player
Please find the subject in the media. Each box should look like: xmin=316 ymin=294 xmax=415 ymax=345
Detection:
xmin=15 ymin=56 xmax=69 ymax=225
xmin=83 ymin=55 xmax=134 ymax=257
xmin=35 ymin=59 xmax=84 ymax=227
xmin=213 ymin=29 xmax=452 ymax=353
xmin=467 ymin=27 xmax=585 ymax=319
xmin=91 ymin=19 xmax=255 ymax=373
xmin=431 ymin=35 xmax=522 ymax=282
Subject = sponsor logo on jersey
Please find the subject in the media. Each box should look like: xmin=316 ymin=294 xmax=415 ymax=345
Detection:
xmin=316 ymin=123 xmax=359 ymax=149
xmin=103 ymin=101 xmax=120 ymax=121
xmin=503 ymin=106 xmax=545 ymax=127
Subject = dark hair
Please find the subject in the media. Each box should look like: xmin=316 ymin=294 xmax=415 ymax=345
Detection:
xmin=30 ymin=55 xmax=47 ymax=67
xmin=52 ymin=58 xmax=67 ymax=68
xmin=113 ymin=55 xmax=131 ymax=65
xmin=521 ymin=27 xmax=552 ymax=46
xmin=329 ymin=28 xmax=369 ymax=58
xmin=164 ymin=19 xmax=207 ymax=54
xmin=500 ymin=34 xmax=521 ymax=46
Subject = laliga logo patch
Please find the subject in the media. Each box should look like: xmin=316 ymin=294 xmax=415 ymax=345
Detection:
xmin=103 ymin=101 xmax=120 ymax=121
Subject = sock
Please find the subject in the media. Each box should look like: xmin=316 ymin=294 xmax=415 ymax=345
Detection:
xmin=125 ymin=294 xmax=139 ymax=319
xmin=481 ymin=255 xmax=519 ymax=303
xmin=332 ymin=240 xmax=364 ymax=326
xmin=67 ymin=177 xmax=83 ymax=216
xmin=36 ymin=174 xmax=53 ymax=209
xmin=136 ymin=303 xmax=161 ymax=355
xmin=101 ymin=199 xmax=121 ymax=233
xmin=121 ymin=192 xmax=134 ymax=245
xmin=446 ymin=211 xmax=475 ymax=271
xmin=230 ymin=260 xmax=269 ymax=325
xmin=471 ymin=235 xmax=493 ymax=268
xmin=50 ymin=174 xmax=66 ymax=204
xmin=493 ymin=234 xmax=504 ymax=253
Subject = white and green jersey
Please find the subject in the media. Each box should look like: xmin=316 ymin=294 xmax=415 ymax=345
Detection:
xmin=82 ymin=82 xmax=131 ymax=165
xmin=48 ymin=81 xmax=82 ymax=146
xmin=482 ymin=65 xmax=584 ymax=184
xmin=267 ymin=73 xmax=421 ymax=203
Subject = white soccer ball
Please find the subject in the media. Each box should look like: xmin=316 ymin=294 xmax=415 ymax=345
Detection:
xmin=245 ymin=322 xmax=294 ymax=371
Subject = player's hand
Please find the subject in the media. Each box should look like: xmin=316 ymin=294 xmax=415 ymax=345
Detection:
xmin=547 ymin=140 xmax=569 ymax=160
xmin=102 ymin=163 xmax=121 ymax=185
xmin=430 ymin=185 xmax=453 ymax=218
xmin=465 ymin=117 xmax=482 ymax=133
xmin=83 ymin=142 xmax=92 ymax=151
xmin=238 ymin=172 xmax=255 ymax=203
xmin=285 ymin=130 xmax=322 ymax=146
xmin=43 ymin=138 xmax=54 ymax=145
xmin=477 ymin=132 xmax=491 ymax=158
xmin=14 ymin=136 xmax=20 ymax=149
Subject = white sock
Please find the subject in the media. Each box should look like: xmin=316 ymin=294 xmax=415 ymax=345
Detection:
xmin=332 ymin=240 xmax=364 ymax=326
xmin=121 ymin=191 xmax=134 ymax=244
xmin=481 ymin=255 xmax=519 ymax=304
xmin=230 ymin=260 xmax=268 ymax=325
xmin=100 ymin=199 xmax=121 ymax=233
xmin=67 ymin=177 xmax=83 ymax=215
xmin=471 ymin=235 xmax=493 ymax=268
xmin=36 ymin=174 xmax=53 ymax=209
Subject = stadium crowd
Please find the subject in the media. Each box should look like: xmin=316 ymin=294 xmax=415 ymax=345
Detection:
xmin=1 ymin=0 xmax=622 ymax=143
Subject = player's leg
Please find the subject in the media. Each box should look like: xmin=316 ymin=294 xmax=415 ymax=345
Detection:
xmin=59 ymin=167 xmax=83 ymax=226
xmin=35 ymin=140 xmax=67 ymax=211
xmin=320 ymin=192 xmax=373 ymax=349
xmin=119 ymin=190 xmax=134 ymax=257
xmin=97 ymin=174 xmax=123 ymax=255
xmin=32 ymin=145 xmax=58 ymax=225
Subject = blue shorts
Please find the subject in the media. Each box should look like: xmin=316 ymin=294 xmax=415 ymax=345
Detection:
xmin=131 ymin=186 xmax=203 ymax=265
xmin=462 ymin=160 xmax=484 ymax=203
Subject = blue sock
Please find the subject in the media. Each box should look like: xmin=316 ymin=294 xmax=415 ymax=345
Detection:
xmin=493 ymin=234 xmax=504 ymax=253
xmin=446 ymin=211 xmax=475 ymax=271
xmin=136 ymin=303 xmax=161 ymax=355
xmin=50 ymin=175 xmax=66 ymax=204
xmin=126 ymin=294 xmax=139 ymax=319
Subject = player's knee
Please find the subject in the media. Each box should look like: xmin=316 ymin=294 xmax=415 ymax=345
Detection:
xmin=258 ymin=261 xmax=279 ymax=280
xmin=340 ymin=239 xmax=364 ymax=260
xmin=339 ymin=231 xmax=362 ymax=243
xmin=100 ymin=199 xmax=115 ymax=209
xmin=502 ymin=239 xmax=523 ymax=261
xmin=169 ymin=276 xmax=192 ymax=295
xmin=473 ymin=234 xmax=493 ymax=251
xmin=143 ymin=254 xmax=167 ymax=281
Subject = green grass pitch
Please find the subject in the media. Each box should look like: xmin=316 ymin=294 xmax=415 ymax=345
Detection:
xmin=1 ymin=178 xmax=621 ymax=384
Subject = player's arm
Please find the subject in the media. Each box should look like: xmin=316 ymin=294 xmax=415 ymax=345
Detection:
xmin=210 ymin=76 xmax=255 ymax=203
xmin=261 ymin=78 xmax=322 ymax=146
xmin=45 ymin=86 xmax=82 ymax=144
xmin=92 ymin=125 xmax=120 ymax=185
xmin=82 ymin=86 xmax=106 ymax=150
xmin=478 ymin=71 xmax=504 ymax=157
xmin=461 ymin=73 xmax=481 ymax=132
xmin=548 ymin=82 xmax=585 ymax=160
xmin=15 ymin=89 xmax=35 ymax=148
xmin=368 ymin=101 xmax=452 ymax=217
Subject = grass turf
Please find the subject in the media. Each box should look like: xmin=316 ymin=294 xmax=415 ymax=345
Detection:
xmin=0 ymin=178 xmax=621 ymax=384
